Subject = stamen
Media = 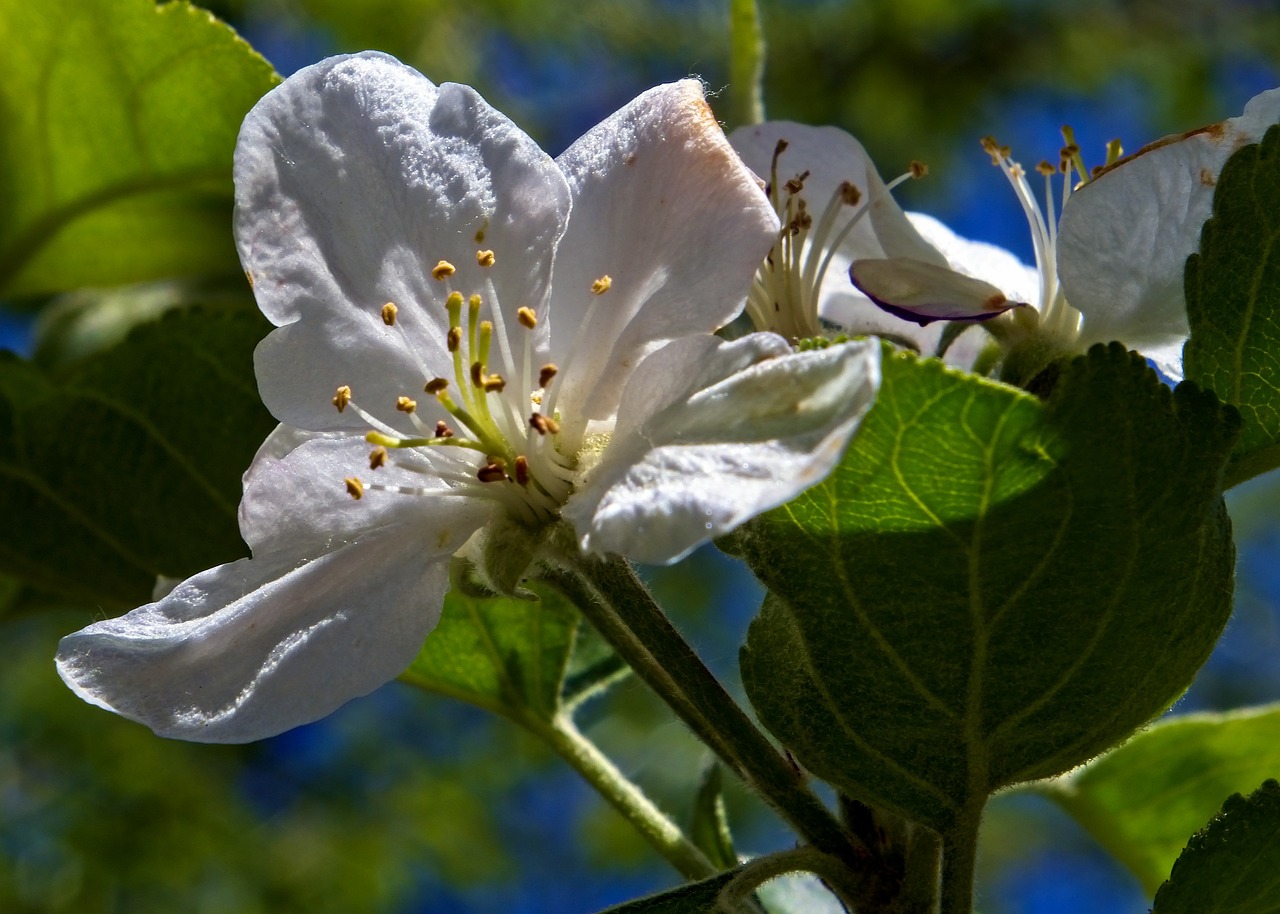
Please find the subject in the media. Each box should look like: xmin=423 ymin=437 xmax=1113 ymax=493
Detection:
xmin=369 ymin=447 xmax=388 ymax=470
xmin=839 ymin=181 xmax=861 ymax=205
xmin=909 ymin=160 xmax=928 ymax=178
xmin=332 ymin=385 xmax=352 ymax=412
xmin=483 ymin=375 xmax=506 ymax=393
xmin=539 ymin=365 xmax=558 ymax=388
xmin=396 ymin=396 xmax=417 ymax=414
xmin=591 ymin=275 xmax=612 ymax=295
xmin=1105 ymin=138 xmax=1123 ymax=166
xmin=432 ymin=260 xmax=456 ymax=280
xmin=344 ymin=477 xmax=364 ymax=500
xmin=470 ymin=362 xmax=484 ymax=387
xmin=435 ymin=421 xmax=454 ymax=438
xmin=515 ymin=455 xmax=530 ymax=486
xmin=477 ymin=249 xmax=496 ymax=267
xmin=530 ymin=413 xmax=561 ymax=435
xmin=517 ymin=307 xmax=537 ymax=329
xmin=425 ymin=377 xmax=449 ymax=394
xmin=381 ymin=302 xmax=398 ymax=325
xmin=477 ymin=461 xmax=507 ymax=483
xmin=1060 ymin=126 xmax=1089 ymax=184
xmin=447 ymin=327 xmax=463 ymax=352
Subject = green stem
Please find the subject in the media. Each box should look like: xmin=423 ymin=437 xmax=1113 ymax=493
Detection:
xmin=543 ymin=552 xmax=866 ymax=870
xmin=939 ymin=802 xmax=983 ymax=914
xmin=717 ymin=846 xmax=865 ymax=912
xmin=728 ymin=0 xmax=766 ymax=127
xmin=533 ymin=712 xmax=718 ymax=881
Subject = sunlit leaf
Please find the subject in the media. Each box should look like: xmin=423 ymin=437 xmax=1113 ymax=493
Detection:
xmin=0 ymin=0 xmax=277 ymax=297
xmin=732 ymin=344 xmax=1239 ymax=831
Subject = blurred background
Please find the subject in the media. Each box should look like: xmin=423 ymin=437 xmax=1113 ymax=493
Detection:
xmin=3 ymin=0 xmax=1280 ymax=911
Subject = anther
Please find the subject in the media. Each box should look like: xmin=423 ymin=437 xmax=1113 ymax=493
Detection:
xmin=515 ymin=455 xmax=530 ymax=486
xmin=431 ymin=260 xmax=456 ymax=280
xmin=538 ymin=364 xmax=558 ymax=388
xmin=517 ymin=307 xmax=537 ymax=329
xmin=332 ymin=385 xmax=352 ymax=412
xmin=591 ymin=275 xmax=612 ymax=295
xmin=425 ymin=377 xmax=449 ymax=394
xmin=447 ymin=327 xmax=463 ymax=352
xmin=784 ymin=170 xmax=809 ymax=195
xmin=477 ymin=462 xmax=507 ymax=483
xmin=381 ymin=302 xmax=398 ymax=325
xmin=470 ymin=362 xmax=484 ymax=386
xmin=838 ymin=181 xmax=862 ymax=205
xmin=909 ymin=160 xmax=928 ymax=178
xmin=476 ymin=249 xmax=496 ymax=267
xmin=1036 ymin=161 xmax=1056 ymax=176
xmin=482 ymin=375 xmax=506 ymax=393
xmin=369 ymin=447 xmax=388 ymax=470
xmin=530 ymin=413 xmax=561 ymax=435
xmin=434 ymin=421 xmax=454 ymax=438
xmin=396 ymin=396 xmax=417 ymax=413
xmin=1105 ymin=138 xmax=1123 ymax=165
xmin=344 ymin=477 xmax=364 ymax=499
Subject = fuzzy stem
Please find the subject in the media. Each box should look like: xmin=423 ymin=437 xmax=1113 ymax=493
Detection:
xmin=939 ymin=802 xmax=984 ymax=914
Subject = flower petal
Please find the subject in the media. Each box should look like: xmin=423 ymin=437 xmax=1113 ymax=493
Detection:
xmin=850 ymin=258 xmax=1024 ymax=325
xmin=236 ymin=51 xmax=570 ymax=432
xmin=562 ymin=333 xmax=881 ymax=564
xmin=548 ymin=81 xmax=778 ymax=429
xmin=55 ymin=528 xmax=455 ymax=743
xmin=1058 ymin=87 xmax=1280 ymax=366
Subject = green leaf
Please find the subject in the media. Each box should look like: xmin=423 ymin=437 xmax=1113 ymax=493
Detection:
xmin=1151 ymin=779 xmax=1280 ymax=914
xmin=1185 ymin=123 xmax=1280 ymax=488
xmin=596 ymin=871 xmax=739 ymax=914
xmin=0 ymin=0 xmax=278 ymax=297
xmin=690 ymin=764 xmax=739 ymax=872
xmin=401 ymin=580 xmax=580 ymax=723
xmin=0 ymin=305 xmax=274 ymax=606
xmin=733 ymin=344 xmax=1239 ymax=832
xmin=1039 ymin=704 xmax=1280 ymax=894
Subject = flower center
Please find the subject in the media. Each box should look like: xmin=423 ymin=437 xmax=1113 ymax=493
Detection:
xmin=331 ymin=249 xmax=613 ymax=529
xmin=747 ymin=138 xmax=925 ymax=341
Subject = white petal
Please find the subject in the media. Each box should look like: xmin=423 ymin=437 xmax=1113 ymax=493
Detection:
xmin=906 ymin=212 xmax=1042 ymax=307
xmin=55 ymin=528 xmax=458 ymax=743
xmin=549 ymin=81 xmax=778 ymax=428
xmin=849 ymin=258 xmax=1023 ymax=324
xmin=235 ymin=51 xmax=569 ymax=432
xmin=1058 ymin=87 xmax=1280 ymax=356
xmin=563 ymin=333 xmax=881 ymax=564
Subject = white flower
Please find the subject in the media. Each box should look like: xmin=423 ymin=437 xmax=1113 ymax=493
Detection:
xmin=732 ymin=86 xmax=1280 ymax=380
xmin=55 ymin=53 xmax=882 ymax=743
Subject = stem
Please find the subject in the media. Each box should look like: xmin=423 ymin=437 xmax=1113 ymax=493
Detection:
xmin=543 ymin=552 xmax=865 ymax=870
xmin=939 ymin=802 xmax=984 ymax=914
xmin=717 ymin=846 xmax=865 ymax=913
xmin=534 ymin=712 xmax=718 ymax=881
xmin=728 ymin=0 xmax=766 ymax=127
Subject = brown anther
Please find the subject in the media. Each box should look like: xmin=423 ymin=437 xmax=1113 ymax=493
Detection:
xmin=980 ymin=135 xmax=1000 ymax=153
xmin=344 ymin=477 xmax=364 ymax=499
xmin=1036 ymin=161 xmax=1056 ymax=176
xmin=431 ymin=260 xmax=456 ymax=280
xmin=784 ymin=169 xmax=810 ymax=195
xmin=838 ymin=181 xmax=862 ymax=206
xmin=447 ymin=326 xmax=463 ymax=352
xmin=538 ymin=364 xmax=558 ymax=388
xmin=773 ymin=138 xmax=789 ymax=157
xmin=434 ymin=421 xmax=454 ymax=438
xmin=591 ymin=275 xmax=612 ymax=295
xmin=381 ymin=302 xmax=398 ymax=325
xmin=476 ymin=249 xmax=496 ymax=267
xmin=517 ymin=307 xmax=537 ymax=329
xmin=530 ymin=413 xmax=561 ymax=435
xmin=1061 ymin=143 xmax=1080 ymax=157
xmin=514 ymin=455 xmax=530 ymax=486
xmin=1090 ymin=165 xmax=1104 ymax=178
xmin=482 ymin=374 xmax=506 ymax=393
xmin=470 ymin=362 xmax=484 ymax=386
xmin=332 ymin=385 xmax=352 ymax=412
xmin=477 ymin=462 xmax=507 ymax=483
xmin=369 ymin=447 xmax=388 ymax=470
xmin=909 ymin=160 xmax=928 ymax=178
xmin=396 ymin=396 xmax=417 ymax=413
xmin=424 ymin=377 xmax=449 ymax=395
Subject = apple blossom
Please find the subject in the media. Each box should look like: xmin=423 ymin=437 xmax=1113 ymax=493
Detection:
xmin=54 ymin=53 xmax=881 ymax=744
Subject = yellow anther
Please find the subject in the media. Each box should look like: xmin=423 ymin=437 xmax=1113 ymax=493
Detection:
xmin=1036 ymin=161 xmax=1056 ymax=176
xmin=538 ymin=364 xmax=558 ymax=388
xmin=396 ymin=396 xmax=417 ymax=413
xmin=530 ymin=413 xmax=561 ymax=436
xmin=909 ymin=160 xmax=928 ymax=179
xmin=448 ymin=326 xmax=463 ymax=352
xmin=477 ymin=461 xmax=507 ymax=483
xmin=470 ymin=362 xmax=484 ymax=387
xmin=591 ymin=275 xmax=612 ymax=295
xmin=482 ymin=375 xmax=506 ymax=393
xmin=432 ymin=260 xmax=456 ymax=280
xmin=369 ymin=447 xmax=388 ymax=470
xmin=332 ymin=385 xmax=352 ymax=412
xmin=381 ymin=302 xmax=398 ymax=325
xmin=515 ymin=455 xmax=530 ymax=486
xmin=344 ymin=477 xmax=364 ymax=500
xmin=517 ymin=307 xmax=537 ymax=329
xmin=838 ymin=181 xmax=862 ymax=206
xmin=424 ymin=377 xmax=449 ymax=394
xmin=434 ymin=420 xmax=454 ymax=439
xmin=476 ymin=249 xmax=496 ymax=267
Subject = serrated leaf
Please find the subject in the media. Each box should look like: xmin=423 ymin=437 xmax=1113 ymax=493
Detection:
xmin=0 ymin=0 xmax=277 ymax=297
xmin=733 ymin=344 xmax=1239 ymax=831
xmin=0 ymin=305 xmax=274 ymax=606
xmin=1185 ymin=124 xmax=1280 ymax=486
xmin=400 ymin=581 xmax=579 ymax=723
xmin=596 ymin=871 xmax=739 ymax=914
xmin=1039 ymin=705 xmax=1280 ymax=895
xmin=1151 ymin=779 xmax=1280 ymax=914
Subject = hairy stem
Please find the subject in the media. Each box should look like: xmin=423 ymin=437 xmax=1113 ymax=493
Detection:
xmin=939 ymin=802 xmax=984 ymax=914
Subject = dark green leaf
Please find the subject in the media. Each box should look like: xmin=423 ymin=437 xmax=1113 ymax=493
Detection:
xmin=0 ymin=0 xmax=277 ymax=297
xmin=596 ymin=871 xmax=738 ymax=914
xmin=734 ymin=344 xmax=1239 ymax=831
xmin=0 ymin=305 xmax=274 ymax=606
xmin=1040 ymin=704 xmax=1280 ymax=894
xmin=1185 ymin=124 xmax=1280 ymax=487
xmin=1152 ymin=779 xmax=1280 ymax=914
xmin=401 ymin=581 xmax=579 ymax=723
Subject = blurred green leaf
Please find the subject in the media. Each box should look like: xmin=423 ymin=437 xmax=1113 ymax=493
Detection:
xmin=0 ymin=0 xmax=277 ymax=298
xmin=733 ymin=345 xmax=1239 ymax=831
xmin=597 ymin=870 xmax=738 ymax=913
xmin=0 ymin=305 xmax=274 ymax=606
xmin=1039 ymin=705 xmax=1280 ymax=895
xmin=690 ymin=764 xmax=738 ymax=872
xmin=401 ymin=581 xmax=579 ymax=724
xmin=1186 ymin=124 xmax=1280 ymax=488
xmin=1151 ymin=779 xmax=1280 ymax=914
